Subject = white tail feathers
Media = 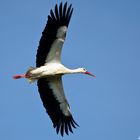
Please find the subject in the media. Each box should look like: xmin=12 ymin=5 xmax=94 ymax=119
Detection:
xmin=26 ymin=67 xmax=36 ymax=75
xmin=25 ymin=67 xmax=37 ymax=83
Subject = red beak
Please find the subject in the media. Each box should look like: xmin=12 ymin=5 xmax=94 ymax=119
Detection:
xmin=85 ymin=71 xmax=96 ymax=78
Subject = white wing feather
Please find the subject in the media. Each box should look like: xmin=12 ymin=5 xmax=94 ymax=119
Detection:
xmin=45 ymin=26 xmax=67 ymax=64
xmin=47 ymin=76 xmax=71 ymax=116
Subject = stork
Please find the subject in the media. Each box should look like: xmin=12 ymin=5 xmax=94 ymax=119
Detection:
xmin=13 ymin=2 xmax=96 ymax=136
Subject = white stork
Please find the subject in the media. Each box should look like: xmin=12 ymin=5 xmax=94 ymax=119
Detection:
xmin=13 ymin=2 xmax=96 ymax=136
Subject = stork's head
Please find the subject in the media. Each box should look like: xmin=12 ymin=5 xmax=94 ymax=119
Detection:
xmin=79 ymin=68 xmax=96 ymax=78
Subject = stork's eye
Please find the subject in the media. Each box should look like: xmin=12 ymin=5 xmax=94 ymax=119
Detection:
xmin=83 ymin=68 xmax=86 ymax=71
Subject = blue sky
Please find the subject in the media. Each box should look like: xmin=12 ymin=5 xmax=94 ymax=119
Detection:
xmin=0 ymin=0 xmax=140 ymax=140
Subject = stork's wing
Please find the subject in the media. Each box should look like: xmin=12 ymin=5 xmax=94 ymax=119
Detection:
xmin=37 ymin=77 xmax=78 ymax=136
xmin=36 ymin=2 xmax=73 ymax=67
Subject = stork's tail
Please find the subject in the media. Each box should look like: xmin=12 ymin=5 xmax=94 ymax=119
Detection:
xmin=13 ymin=67 xmax=37 ymax=83
xmin=25 ymin=67 xmax=37 ymax=83
xmin=25 ymin=67 xmax=36 ymax=77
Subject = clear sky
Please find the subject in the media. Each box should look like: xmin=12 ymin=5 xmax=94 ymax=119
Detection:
xmin=0 ymin=0 xmax=140 ymax=140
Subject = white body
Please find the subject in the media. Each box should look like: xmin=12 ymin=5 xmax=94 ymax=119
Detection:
xmin=27 ymin=63 xmax=85 ymax=83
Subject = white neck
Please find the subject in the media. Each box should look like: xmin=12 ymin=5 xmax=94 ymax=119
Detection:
xmin=66 ymin=68 xmax=83 ymax=74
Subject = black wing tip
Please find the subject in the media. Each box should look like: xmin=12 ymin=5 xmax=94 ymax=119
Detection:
xmin=49 ymin=2 xmax=73 ymax=27
xmin=53 ymin=116 xmax=79 ymax=137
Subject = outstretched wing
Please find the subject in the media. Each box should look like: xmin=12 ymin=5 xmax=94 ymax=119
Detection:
xmin=37 ymin=77 xmax=78 ymax=136
xmin=36 ymin=2 xmax=73 ymax=67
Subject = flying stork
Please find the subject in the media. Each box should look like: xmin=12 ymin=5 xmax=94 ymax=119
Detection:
xmin=13 ymin=2 xmax=96 ymax=136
